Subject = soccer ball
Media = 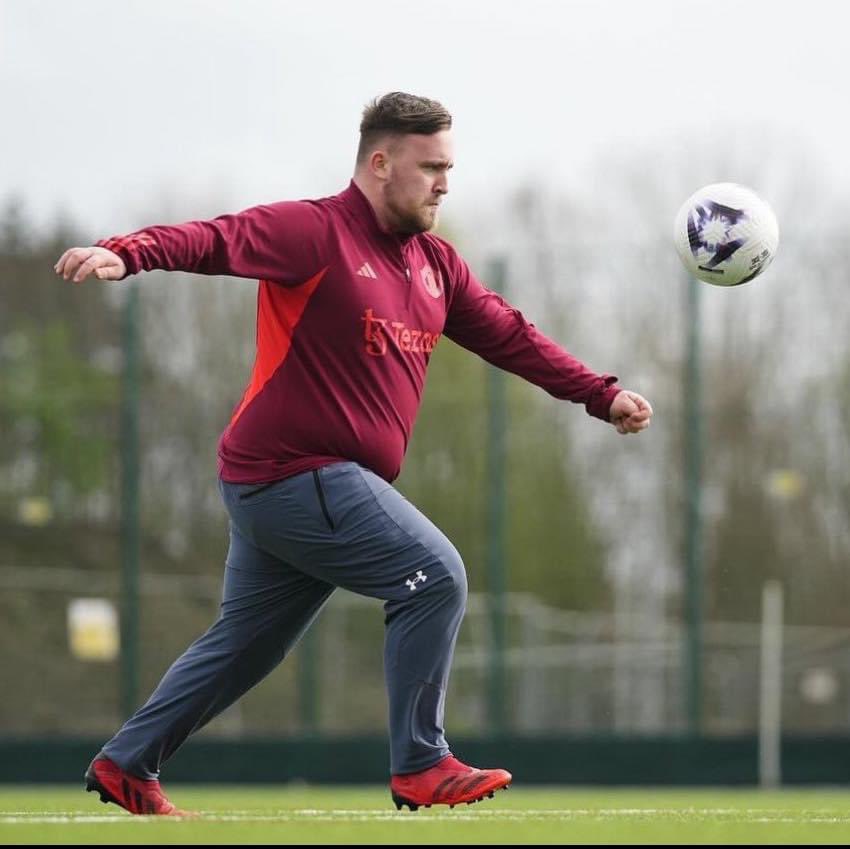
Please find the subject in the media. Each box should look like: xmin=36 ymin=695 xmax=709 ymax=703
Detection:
xmin=673 ymin=183 xmax=779 ymax=286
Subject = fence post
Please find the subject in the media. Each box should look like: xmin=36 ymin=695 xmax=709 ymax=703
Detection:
xmin=120 ymin=281 xmax=141 ymax=717
xmin=759 ymin=580 xmax=784 ymax=788
xmin=486 ymin=256 xmax=508 ymax=733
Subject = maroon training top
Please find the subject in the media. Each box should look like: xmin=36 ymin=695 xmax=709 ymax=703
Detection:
xmin=98 ymin=181 xmax=620 ymax=484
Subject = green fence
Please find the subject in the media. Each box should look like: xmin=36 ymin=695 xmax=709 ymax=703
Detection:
xmin=4 ymin=736 xmax=850 ymax=785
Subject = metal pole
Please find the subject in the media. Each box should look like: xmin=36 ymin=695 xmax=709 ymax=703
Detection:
xmin=120 ymin=281 xmax=141 ymax=716
xmin=298 ymin=629 xmax=319 ymax=734
xmin=683 ymin=273 xmax=703 ymax=735
xmin=759 ymin=580 xmax=784 ymax=788
xmin=486 ymin=257 xmax=508 ymax=733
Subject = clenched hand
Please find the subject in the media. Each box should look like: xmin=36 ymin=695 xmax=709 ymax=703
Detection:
xmin=609 ymin=390 xmax=653 ymax=435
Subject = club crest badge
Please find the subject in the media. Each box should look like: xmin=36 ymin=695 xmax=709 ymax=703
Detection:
xmin=420 ymin=265 xmax=443 ymax=299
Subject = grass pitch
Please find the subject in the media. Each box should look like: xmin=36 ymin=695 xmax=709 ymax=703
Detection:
xmin=2 ymin=785 xmax=850 ymax=844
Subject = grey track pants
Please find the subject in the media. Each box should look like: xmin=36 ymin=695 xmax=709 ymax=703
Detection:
xmin=100 ymin=461 xmax=468 ymax=778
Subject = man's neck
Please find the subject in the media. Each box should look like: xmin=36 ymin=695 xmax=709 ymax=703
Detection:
xmin=352 ymin=175 xmax=395 ymax=233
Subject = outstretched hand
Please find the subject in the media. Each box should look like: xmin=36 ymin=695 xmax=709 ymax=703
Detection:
xmin=55 ymin=246 xmax=126 ymax=284
xmin=609 ymin=390 xmax=653 ymax=435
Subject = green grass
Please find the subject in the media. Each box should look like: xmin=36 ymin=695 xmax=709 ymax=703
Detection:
xmin=2 ymin=786 xmax=850 ymax=844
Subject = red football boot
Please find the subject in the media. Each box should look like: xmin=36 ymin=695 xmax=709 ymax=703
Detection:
xmin=84 ymin=756 xmax=189 ymax=816
xmin=390 ymin=754 xmax=512 ymax=811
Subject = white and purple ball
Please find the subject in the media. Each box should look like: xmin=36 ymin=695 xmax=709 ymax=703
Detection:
xmin=674 ymin=183 xmax=779 ymax=286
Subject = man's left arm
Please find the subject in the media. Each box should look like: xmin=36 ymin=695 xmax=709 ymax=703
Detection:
xmin=442 ymin=255 xmax=652 ymax=434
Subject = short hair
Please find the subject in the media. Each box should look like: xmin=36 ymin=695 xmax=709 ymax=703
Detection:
xmin=357 ymin=92 xmax=452 ymax=164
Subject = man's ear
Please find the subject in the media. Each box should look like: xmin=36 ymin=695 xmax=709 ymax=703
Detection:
xmin=369 ymin=148 xmax=391 ymax=181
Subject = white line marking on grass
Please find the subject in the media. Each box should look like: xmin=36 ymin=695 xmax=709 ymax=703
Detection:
xmin=1 ymin=816 xmax=144 ymax=824
xmin=4 ymin=807 xmax=850 ymax=826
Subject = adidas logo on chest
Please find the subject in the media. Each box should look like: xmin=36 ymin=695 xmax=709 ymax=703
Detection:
xmin=356 ymin=261 xmax=377 ymax=279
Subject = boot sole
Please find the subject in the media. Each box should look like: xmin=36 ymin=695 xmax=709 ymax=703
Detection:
xmin=392 ymin=781 xmax=510 ymax=811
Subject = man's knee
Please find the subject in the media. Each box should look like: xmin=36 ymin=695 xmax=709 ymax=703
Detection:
xmin=438 ymin=545 xmax=468 ymax=607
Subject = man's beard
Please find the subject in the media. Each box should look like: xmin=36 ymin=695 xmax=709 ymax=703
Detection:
xmin=386 ymin=190 xmax=438 ymax=235
xmin=397 ymin=207 xmax=437 ymax=235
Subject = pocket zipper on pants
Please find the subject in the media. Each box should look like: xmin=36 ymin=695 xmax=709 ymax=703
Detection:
xmin=312 ymin=470 xmax=335 ymax=530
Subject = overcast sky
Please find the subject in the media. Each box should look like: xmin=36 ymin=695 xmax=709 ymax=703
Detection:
xmin=3 ymin=0 xmax=849 ymax=237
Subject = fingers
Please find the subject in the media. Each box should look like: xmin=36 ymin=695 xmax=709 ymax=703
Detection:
xmin=616 ymin=422 xmax=650 ymax=435
xmin=613 ymin=412 xmax=651 ymax=435
xmin=635 ymin=397 xmax=653 ymax=416
xmin=55 ymin=247 xmax=121 ymax=283
xmin=611 ymin=390 xmax=653 ymax=421
xmin=72 ymin=254 xmax=103 ymax=284
xmin=55 ymin=247 xmax=94 ymax=282
xmin=94 ymin=266 xmax=123 ymax=280
xmin=626 ymin=391 xmax=653 ymax=416
xmin=611 ymin=389 xmax=653 ymax=435
xmin=54 ymin=249 xmax=75 ymax=275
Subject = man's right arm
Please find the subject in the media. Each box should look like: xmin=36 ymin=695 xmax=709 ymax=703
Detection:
xmin=55 ymin=201 xmax=327 ymax=285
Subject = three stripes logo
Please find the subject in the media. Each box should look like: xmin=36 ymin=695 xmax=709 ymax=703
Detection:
xmin=121 ymin=777 xmax=154 ymax=814
xmin=356 ymin=261 xmax=377 ymax=279
xmin=432 ymin=772 xmax=489 ymax=802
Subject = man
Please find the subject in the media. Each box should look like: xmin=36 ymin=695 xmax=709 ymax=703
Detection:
xmin=55 ymin=92 xmax=652 ymax=816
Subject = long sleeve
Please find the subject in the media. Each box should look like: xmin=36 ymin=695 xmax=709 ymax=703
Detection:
xmin=96 ymin=201 xmax=329 ymax=285
xmin=443 ymin=253 xmax=620 ymax=421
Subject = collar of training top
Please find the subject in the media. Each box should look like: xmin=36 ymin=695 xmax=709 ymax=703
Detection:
xmin=340 ymin=180 xmax=417 ymax=247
